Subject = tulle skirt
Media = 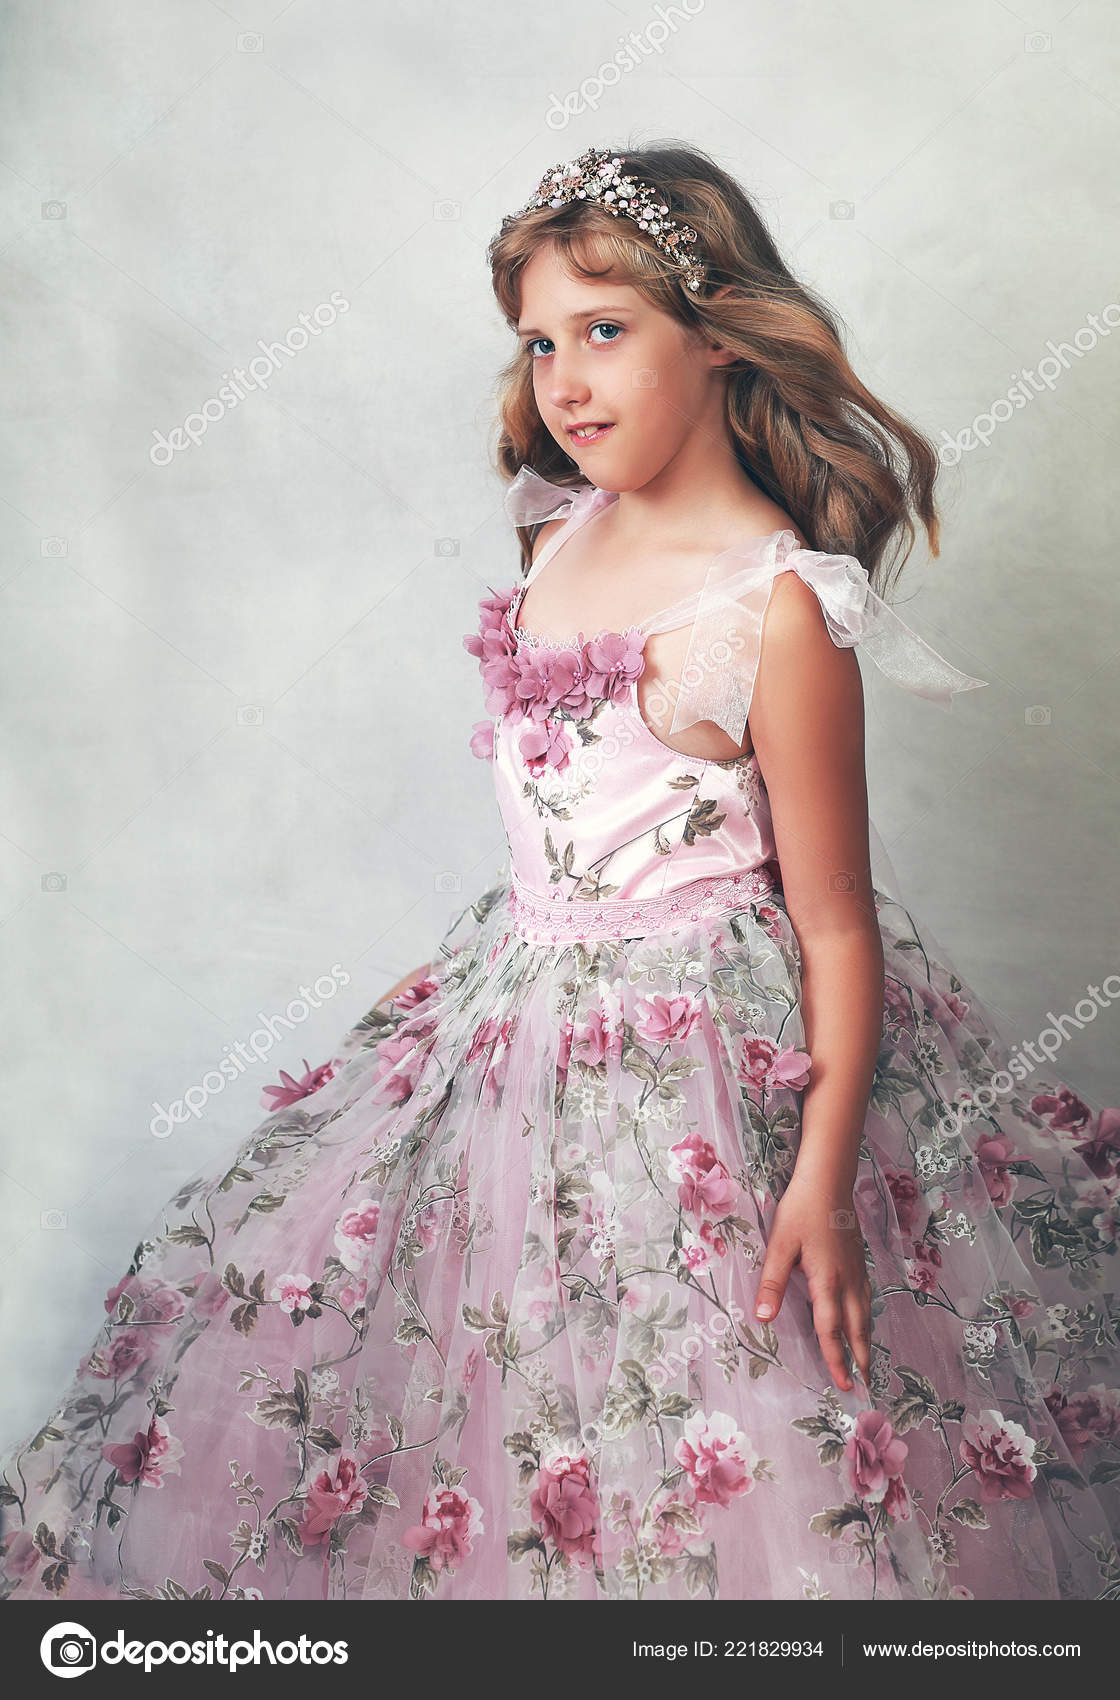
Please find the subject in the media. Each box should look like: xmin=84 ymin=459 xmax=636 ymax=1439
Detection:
xmin=1 ymin=870 xmax=1118 ymax=1602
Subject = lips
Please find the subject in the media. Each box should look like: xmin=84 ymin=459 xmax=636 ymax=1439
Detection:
xmin=567 ymin=422 xmax=615 ymax=444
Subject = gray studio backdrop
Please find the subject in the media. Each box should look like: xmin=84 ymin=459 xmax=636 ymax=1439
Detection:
xmin=2 ymin=1 xmax=1117 ymax=1445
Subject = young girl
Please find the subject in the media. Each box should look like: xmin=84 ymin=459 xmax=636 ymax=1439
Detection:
xmin=2 ymin=142 xmax=1118 ymax=1606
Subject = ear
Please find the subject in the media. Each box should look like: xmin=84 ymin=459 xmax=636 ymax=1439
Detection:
xmin=701 ymin=285 xmax=739 ymax=369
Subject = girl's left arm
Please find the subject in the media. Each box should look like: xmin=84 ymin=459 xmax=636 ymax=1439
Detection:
xmin=745 ymin=570 xmax=884 ymax=1392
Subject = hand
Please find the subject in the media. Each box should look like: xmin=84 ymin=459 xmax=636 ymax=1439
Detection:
xmin=753 ymin=1174 xmax=872 ymax=1392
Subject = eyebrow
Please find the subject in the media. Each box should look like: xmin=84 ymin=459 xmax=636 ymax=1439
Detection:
xmin=516 ymin=306 xmax=632 ymax=339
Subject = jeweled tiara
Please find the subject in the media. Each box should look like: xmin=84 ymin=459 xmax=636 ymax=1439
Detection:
xmin=498 ymin=147 xmax=706 ymax=293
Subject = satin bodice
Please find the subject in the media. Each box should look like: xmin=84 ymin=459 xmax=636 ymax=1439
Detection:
xmin=491 ymin=625 xmax=779 ymax=903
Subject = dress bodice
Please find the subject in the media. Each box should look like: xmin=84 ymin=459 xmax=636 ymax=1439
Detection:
xmin=469 ymin=576 xmax=782 ymax=909
xmin=463 ymin=467 xmax=988 ymax=942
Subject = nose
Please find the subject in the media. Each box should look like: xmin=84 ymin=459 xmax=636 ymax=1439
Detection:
xmin=545 ymin=343 xmax=591 ymax=412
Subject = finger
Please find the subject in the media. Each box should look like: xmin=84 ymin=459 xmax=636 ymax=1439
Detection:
xmin=755 ymin=1240 xmax=798 ymax=1321
xmin=810 ymin=1289 xmax=853 ymax=1391
xmin=843 ymin=1285 xmax=873 ymax=1389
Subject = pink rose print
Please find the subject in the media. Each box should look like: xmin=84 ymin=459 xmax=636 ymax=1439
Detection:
xmin=768 ymin=1043 xmax=812 ymax=1089
xmin=666 ymin=1129 xmax=738 ymax=1221
xmin=529 ymin=1451 xmax=602 ymax=1568
xmin=698 ymin=1219 xmax=728 ymax=1258
xmin=1077 ymin=1175 xmax=1120 ymax=1244
xmin=79 ymin=1329 xmax=153 ymax=1381
xmin=571 ymin=1004 xmax=624 ymax=1067
xmin=959 ymin=1409 xmax=1038 ymax=1503
xmin=373 ymin=1028 xmax=426 ymax=1105
xmin=754 ymin=901 xmax=784 ymax=941
xmin=556 ymin=1016 xmax=575 ymax=1082
xmin=102 ymin=1276 xmax=188 ymax=1330
xmin=1044 ymin=1382 xmax=1120 ymax=1463
xmin=463 ymin=1014 xmax=516 ymax=1108
xmin=581 ymin=630 xmax=646 ymax=704
xmin=885 ymin=1168 xmax=922 ymax=1236
xmin=737 ymin=1034 xmax=811 ymax=1094
xmin=519 ymin=717 xmax=572 ymax=775
xmin=469 ymin=719 xmax=495 ymax=761
xmin=334 ymin=1198 xmax=381 ymax=1276
xmin=680 ymin=1229 xmax=713 ymax=1273
xmin=402 ymin=1485 xmax=484 ymax=1573
xmin=299 ymin=1450 xmax=369 ymax=1545
xmin=1030 ymin=1088 xmax=1093 ymax=1137
xmin=102 ymin=1413 xmax=184 ymax=1488
xmin=882 ymin=1473 xmax=912 ymax=1523
xmin=975 ymin=1132 xmax=1020 ymax=1208
xmin=943 ymin=991 xmax=970 ymax=1021
xmin=394 ymin=974 xmax=440 ymax=1012
xmin=905 ymin=1240 xmax=943 ymax=1295
xmin=635 ymin=993 xmax=702 ymax=1047
xmin=1072 ymin=1107 xmax=1120 ymax=1179
xmin=3 ymin=1530 xmax=41 ymax=1577
xmin=674 ymin=1410 xmax=758 ymax=1508
xmin=260 ymin=1057 xmax=335 ymax=1113
xmin=270 ymin=1272 xmax=315 ymax=1315
xmin=844 ymin=1409 xmax=909 ymax=1505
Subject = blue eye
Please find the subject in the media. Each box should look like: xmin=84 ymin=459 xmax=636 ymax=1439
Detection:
xmin=525 ymin=321 xmax=623 ymax=359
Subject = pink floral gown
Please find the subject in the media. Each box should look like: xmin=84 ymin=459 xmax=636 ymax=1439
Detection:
xmin=2 ymin=468 xmax=1119 ymax=1605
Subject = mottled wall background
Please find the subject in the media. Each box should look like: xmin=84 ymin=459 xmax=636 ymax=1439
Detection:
xmin=1 ymin=0 xmax=1117 ymax=1441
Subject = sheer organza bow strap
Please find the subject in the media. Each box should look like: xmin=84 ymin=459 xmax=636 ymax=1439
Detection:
xmin=501 ymin=465 xmax=601 ymax=529
xmin=643 ymin=531 xmax=988 ymax=746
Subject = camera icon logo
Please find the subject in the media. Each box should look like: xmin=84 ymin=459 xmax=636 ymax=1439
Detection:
xmin=40 ymin=1621 xmax=97 ymax=1676
xmin=1024 ymin=705 xmax=1051 ymax=726
xmin=236 ymin=705 xmax=264 ymax=726
xmin=434 ymin=537 xmax=460 ymax=556
xmin=434 ymin=871 xmax=462 ymax=893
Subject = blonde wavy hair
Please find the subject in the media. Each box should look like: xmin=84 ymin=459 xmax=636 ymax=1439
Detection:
xmin=488 ymin=140 xmax=941 ymax=596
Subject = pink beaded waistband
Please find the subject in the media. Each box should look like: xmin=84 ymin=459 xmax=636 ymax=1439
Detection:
xmin=504 ymin=864 xmax=781 ymax=946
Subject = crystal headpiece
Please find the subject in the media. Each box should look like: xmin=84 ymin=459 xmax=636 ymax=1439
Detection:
xmin=501 ymin=147 xmax=705 ymax=293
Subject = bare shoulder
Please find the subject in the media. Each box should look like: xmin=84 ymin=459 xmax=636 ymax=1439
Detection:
xmin=751 ymin=566 xmax=864 ymax=748
xmin=758 ymin=568 xmax=839 ymax=659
